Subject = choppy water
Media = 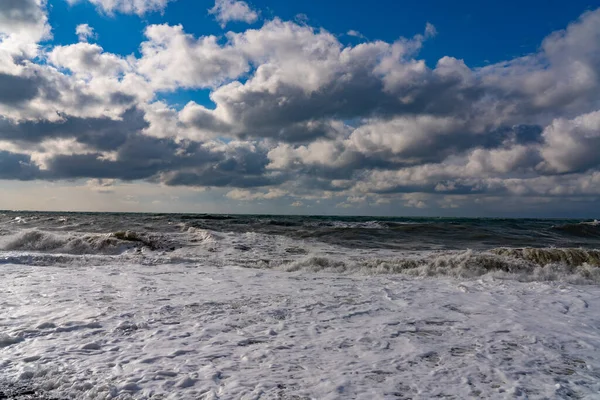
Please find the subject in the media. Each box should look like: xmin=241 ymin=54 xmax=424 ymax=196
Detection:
xmin=3 ymin=212 xmax=600 ymax=399
xmin=1 ymin=211 xmax=600 ymax=282
xmin=2 ymin=212 xmax=600 ymax=249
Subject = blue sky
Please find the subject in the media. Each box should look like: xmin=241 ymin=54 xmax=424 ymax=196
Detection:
xmin=1 ymin=0 xmax=600 ymax=216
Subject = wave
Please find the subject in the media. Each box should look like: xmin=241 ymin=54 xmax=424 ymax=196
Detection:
xmin=185 ymin=227 xmax=222 ymax=243
xmin=249 ymin=247 xmax=600 ymax=284
xmin=491 ymin=247 xmax=600 ymax=267
xmin=1 ymin=230 xmax=178 ymax=255
xmin=308 ymin=221 xmax=388 ymax=229
xmin=551 ymin=221 xmax=600 ymax=238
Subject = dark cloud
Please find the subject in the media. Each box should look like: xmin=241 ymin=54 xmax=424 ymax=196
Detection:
xmin=191 ymin=69 xmax=487 ymax=143
xmin=0 ymin=73 xmax=41 ymax=105
xmin=162 ymin=171 xmax=276 ymax=187
xmin=32 ymin=112 xmax=276 ymax=188
xmin=44 ymin=140 xmax=275 ymax=187
xmin=0 ymin=151 xmax=40 ymax=180
xmin=0 ymin=108 xmax=148 ymax=150
xmin=0 ymin=0 xmax=42 ymax=25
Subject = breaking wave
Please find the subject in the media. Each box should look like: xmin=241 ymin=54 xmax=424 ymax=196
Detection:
xmin=1 ymin=229 xmax=177 ymax=255
xmin=2 ymin=215 xmax=600 ymax=284
xmin=252 ymin=247 xmax=600 ymax=284
xmin=184 ymin=227 xmax=223 ymax=244
xmin=491 ymin=247 xmax=600 ymax=267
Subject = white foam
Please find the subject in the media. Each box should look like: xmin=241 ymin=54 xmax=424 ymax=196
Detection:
xmin=256 ymin=250 xmax=600 ymax=284
xmin=185 ymin=227 xmax=222 ymax=243
xmin=1 ymin=262 xmax=600 ymax=399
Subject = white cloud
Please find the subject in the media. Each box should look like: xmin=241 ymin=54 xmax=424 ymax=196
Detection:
xmin=137 ymin=24 xmax=249 ymax=90
xmin=48 ymin=42 xmax=131 ymax=78
xmin=0 ymin=0 xmax=51 ymax=48
xmin=66 ymin=0 xmax=174 ymax=15
xmin=209 ymin=0 xmax=258 ymax=28
xmin=540 ymin=110 xmax=600 ymax=173
xmin=226 ymin=188 xmax=286 ymax=201
xmin=76 ymin=24 xmax=96 ymax=42
xmin=424 ymin=22 xmax=437 ymax=38
xmin=349 ymin=116 xmax=465 ymax=159
xmin=347 ymin=30 xmax=365 ymax=39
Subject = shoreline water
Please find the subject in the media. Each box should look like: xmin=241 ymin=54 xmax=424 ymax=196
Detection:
xmin=2 ymin=264 xmax=600 ymax=398
xmin=0 ymin=383 xmax=63 ymax=400
xmin=2 ymin=213 xmax=600 ymax=398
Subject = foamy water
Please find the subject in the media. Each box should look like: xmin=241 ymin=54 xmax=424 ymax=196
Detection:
xmin=1 ymin=212 xmax=600 ymax=398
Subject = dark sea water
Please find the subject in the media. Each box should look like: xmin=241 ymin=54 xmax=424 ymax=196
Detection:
xmin=2 ymin=211 xmax=600 ymax=281
xmin=1 ymin=211 xmax=599 ymax=251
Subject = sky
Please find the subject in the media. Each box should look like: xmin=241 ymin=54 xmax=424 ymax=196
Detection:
xmin=1 ymin=0 xmax=600 ymax=217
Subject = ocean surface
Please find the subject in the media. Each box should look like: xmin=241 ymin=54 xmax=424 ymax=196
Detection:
xmin=2 ymin=212 xmax=600 ymax=399
xmin=1 ymin=212 xmax=600 ymax=280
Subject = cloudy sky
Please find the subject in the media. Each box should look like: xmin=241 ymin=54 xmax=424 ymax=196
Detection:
xmin=1 ymin=0 xmax=600 ymax=216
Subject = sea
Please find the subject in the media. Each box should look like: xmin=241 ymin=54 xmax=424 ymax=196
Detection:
xmin=1 ymin=212 xmax=600 ymax=399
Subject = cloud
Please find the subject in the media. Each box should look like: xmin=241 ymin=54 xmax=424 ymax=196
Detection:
xmin=347 ymin=30 xmax=365 ymax=39
xmin=226 ymin=188 xmax=286 ymax=201
xmin=177 ymin=20 xmax=475 ymax=143
xmin=66 ymin=0 xmax=174 ymax=16
xmin=0 ymin=150 xmax=41 ymax=180
xmin=0 ymin=0 xmax=50 ymax=40
xmin=76 ymin=24 xmax=96 ymax=42
xmin=49 ymin=42 xmax=131 ymax=78
xmin=404 ymin=193 xmax=428 ymax=209
xmin=209 ymin=0 xmax=259 ymax=28
xmin=86 ymin=178 xmax=116 ymax=193
xmin=0 ymin=73 xmax=43 ymax=105
xmin=539 ymin=110 xmax=600 ymax=174
xmin=137 ymin=24 xmax=249 ymax=90
xmin=1 ymin=5 xmax=600 ymax=213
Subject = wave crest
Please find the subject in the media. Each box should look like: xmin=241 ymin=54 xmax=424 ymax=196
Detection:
xmin=263 ymin=248 xmax=600 ymax=283
xmin=2 ymin=230 xmax=175 ymax=254
xmin=491 ymin=247 xmax=600 ymax=267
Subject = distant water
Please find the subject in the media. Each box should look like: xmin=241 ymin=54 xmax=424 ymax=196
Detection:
xmin=2 ymin=212 xmax=599 ymax=250
xmin=1 ymin=211 xmax=600 ymax=282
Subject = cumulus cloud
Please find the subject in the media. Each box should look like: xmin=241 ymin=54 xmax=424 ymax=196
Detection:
xmin=49 ymin=42 xmax=131 ymax=78
xmin=209 ymin=0 xmax=259 ymax=28
xmin=0 ymin=0 xmax=50 ymax=42
xmin=137 ymin=24 xmax=249 ymax=90
xmin=66 ymin=0 xmax=174 ymax=15
xmin=540 ymin=111 xmax=600 ymax=174
xmin=2 ymin=3 xmax=600 ymax=213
